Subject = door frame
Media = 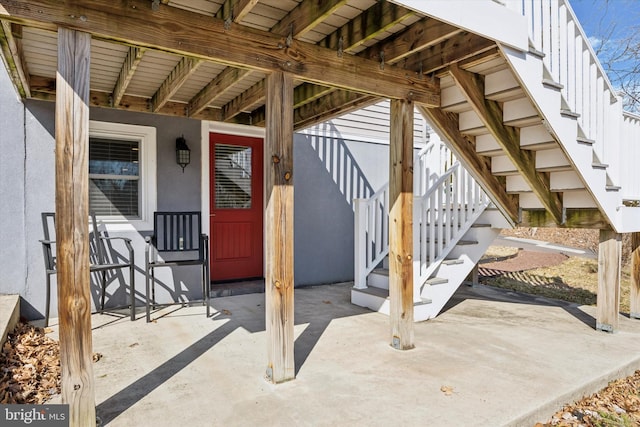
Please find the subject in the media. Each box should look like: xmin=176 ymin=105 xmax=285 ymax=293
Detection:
xmin=200 ymin=121 xmax=266 ymax=278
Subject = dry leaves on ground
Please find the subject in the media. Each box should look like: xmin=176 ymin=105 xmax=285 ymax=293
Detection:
xmin=0 ymin=322 xmax=60 ymax=404
xmin=537 ymin=370 xmax=640 ymax=426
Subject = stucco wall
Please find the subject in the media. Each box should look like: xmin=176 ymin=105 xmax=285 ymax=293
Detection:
xmin=0 ymin=63 xmax=393 ymax=319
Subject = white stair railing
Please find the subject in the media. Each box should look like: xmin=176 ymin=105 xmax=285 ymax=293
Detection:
xmin=354 ymin=185 xmax=389 ymax=289
xmin=413 ymin=163 xmax=489 ymax=286
xmin=504 ymin=0 xmax=640 ymax=200
xmin=354 ymin=142 xmax=488 ymax=289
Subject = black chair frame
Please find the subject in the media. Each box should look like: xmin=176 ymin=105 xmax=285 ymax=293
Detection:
xmin=144 ymin=211 xmax=210 ymax=322
xmin=40 ymin=212 xmax=136 ymax=327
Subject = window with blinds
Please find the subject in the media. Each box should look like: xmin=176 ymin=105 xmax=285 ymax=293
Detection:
xmin=214 ymin=144 xmax=252 ymax=209
xmin=89 ymin=137 xmax=140 ymax=217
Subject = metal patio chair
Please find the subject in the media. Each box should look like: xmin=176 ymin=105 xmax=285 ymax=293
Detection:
xmin=40 ymin=212 xmax=136 ymax=326
xmin=144 ymin=211 xmax=210 ymax=322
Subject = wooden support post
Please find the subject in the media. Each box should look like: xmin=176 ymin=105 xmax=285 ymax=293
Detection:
xmin=596 ymin=229 xmax=621 ymax=332
xmin=265 ymin=71 xmax=295 ymax=383
xmin=389 ymin=98 xmax=414 ymax=350
xmin=55 ymin=28 xmax=96 ymax=426
xmin=630 ymin=232 xmax=640 ymax=319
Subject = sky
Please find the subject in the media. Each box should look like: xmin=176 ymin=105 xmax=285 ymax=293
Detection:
xmin=570 ymin=0 xmax=639 ymax=46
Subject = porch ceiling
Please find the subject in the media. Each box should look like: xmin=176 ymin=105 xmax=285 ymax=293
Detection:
xmin=0 ymin=0 xmax=502 ymax=130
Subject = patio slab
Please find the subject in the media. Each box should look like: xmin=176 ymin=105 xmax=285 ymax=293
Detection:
xmin=47 ymin=283 xmax=640 ymax=426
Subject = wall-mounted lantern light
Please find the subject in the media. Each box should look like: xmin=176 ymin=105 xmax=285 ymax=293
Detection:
xmin=176 ymin=135 xmax=191 ymax=173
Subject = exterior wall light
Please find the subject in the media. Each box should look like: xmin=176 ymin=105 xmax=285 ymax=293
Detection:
xmin=176 ymin=135 xmax=191 ymax=172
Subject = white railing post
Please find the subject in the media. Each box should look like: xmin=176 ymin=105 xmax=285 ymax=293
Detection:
xmin=354 ymin=199 xmax=368 ymax=289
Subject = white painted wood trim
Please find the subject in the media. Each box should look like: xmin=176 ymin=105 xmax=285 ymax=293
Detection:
xmin=392 ymin=0 xmax=528 ymax=51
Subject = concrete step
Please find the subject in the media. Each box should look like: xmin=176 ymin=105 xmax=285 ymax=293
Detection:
xmin=0 ymin=294 xmax=20 ymax=348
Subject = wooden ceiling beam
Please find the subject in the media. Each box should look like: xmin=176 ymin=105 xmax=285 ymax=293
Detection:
xmin=222 ymin=79 xmax=265 ymax=120
xmin=417 ymin=105 xmax=520 ymax=224
xmin=292 ymin=90 xmax=379 ymax=130
xmin=448 ymin=64 xmax=563 ymax=225
xmin=321 ymin=1 xmax=415 ymax=54
xmin=200 ymin=0 xmax=346 ymax=119
xmin=0 ymin=0 xmax=439 ymax=105
xmin=271 ymin=0 xmax=349 ymax=39
xmin=360 ymin=18 xmax=462 ymax=66
xmin=216 ymin=0 xmax=259 ymax=23
xmin=151 ymin=56 xmax=202 ymax=112
xmin=111 ymin=46 xmax=144 ymax=106
xmin=188 ymin=67 xmax=251 ymax=117
xmin=404 ymin=32 xmax=496 ymax=76
xmin=289 ymin=16 xmax=461 ymax=126
xmin=0 ymin=20 xmax=30 ymax=97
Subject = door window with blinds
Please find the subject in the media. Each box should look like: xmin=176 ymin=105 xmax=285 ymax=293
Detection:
xmin=214 ymin=144 xmax=253 ymax=209
xmin=89 ymin=137 xmax=140 ymax=217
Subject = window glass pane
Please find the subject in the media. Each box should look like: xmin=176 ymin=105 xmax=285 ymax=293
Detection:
xmin=215 ymin=144 xmax=252 ymax=209
xmin=89 ymin=138 xmax=140 ymax=217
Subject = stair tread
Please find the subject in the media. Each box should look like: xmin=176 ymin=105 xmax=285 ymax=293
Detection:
xmin=425 ymin=239 xmax=478 ymax=245
xmin=426 ymin=277 xmax=448 ymax=285
xmin=560 ymin=109 xmax=580 ymax=119
xmin=353 ymin=287 xmax=432 ymax=305
xmin=576 ymin=136 xmax=595 ymax=145
xmin=592 ymin=162 xmax=609 ymax=169
xmin=371 ymin=268 xmax=389 ymax=276
xmin=542 ymin=79 xmax=563 ymax=90
xmin=442 ymin=259 xmax=464 ymax=266
xmin=606 ymin=185 xmax=621 ymax=191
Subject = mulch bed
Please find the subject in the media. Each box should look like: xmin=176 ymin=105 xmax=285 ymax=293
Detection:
xmin=0 ymin=323 xmax=60 ymax=404
xmin=480 ymin=250 xmax=569 ymax=273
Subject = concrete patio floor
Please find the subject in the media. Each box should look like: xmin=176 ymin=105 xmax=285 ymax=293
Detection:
xmin=47 ymin=282 xmax=640 ymax=426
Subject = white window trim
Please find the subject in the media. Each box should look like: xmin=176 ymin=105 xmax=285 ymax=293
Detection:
xmin=90 ymin=120 xmax=157 ymax=231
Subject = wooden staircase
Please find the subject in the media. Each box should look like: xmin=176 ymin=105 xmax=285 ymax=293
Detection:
xmin=418 ymin=0 xmax=640 ymax=234
xmin=352 ymin=0 xmax=640 ymax=321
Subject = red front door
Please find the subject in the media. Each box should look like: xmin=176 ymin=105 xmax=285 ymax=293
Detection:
xmin=210 ymin=133 xmax=263 ymax=281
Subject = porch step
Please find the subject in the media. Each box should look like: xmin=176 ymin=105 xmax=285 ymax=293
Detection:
xmin=592 ymin=162 xmax=609 ymax=170
xmin=424 ymin=239 xmax=478 ymax=246
xmin=576 ymin=136 xmax=595 ymax=145
xmin=560 ymin=109 xmax=580 ymax=119
xmin=351 ymin=287 xmax=433 ymax=321
xmin=425 ymin=277 xmax=448 ymax=286
xmin=442 ymin=258 xmax=464 ymax=266
xmin=542 ymin=79 xmax=563 ymax=90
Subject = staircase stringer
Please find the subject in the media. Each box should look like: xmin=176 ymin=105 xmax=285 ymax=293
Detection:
xmin=500 ymin=45 xmax=621 ymax=231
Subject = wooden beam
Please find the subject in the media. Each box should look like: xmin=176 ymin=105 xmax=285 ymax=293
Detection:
xmin=151 ymin=56 xmax=202 ymax=112
xmin=597 ymin=229 xmax=621 ymax=332
xmin=31 ymin=75 xmax=227 ymax=122
xmin=270 ymin=0 xmax=348 ymax=39
xmin=405 ymin=32 xmax=496 ymax=76
xmin=630 ymin=232 xmax=640 ymax=319
xmin=320 ymin=1 xmax=415 ymax=54
xmin=448 ymin=64 xmax=564 ymax=225
xmin=417 ymin=105 xmax=520 ymax=224
xmin=359 ymin=18 xmax=462 ymax=66
xmin=222 ymin=79 xmax=265 ymax=121
xmin=111 ymin=46 xmax=144 ymax=106
xmin=292 ymin=89 xmax=379 ymax=130
xmin=55 ymin=27 xmax=96 ymax=427
xmin=519 ymin=208 xmax=610 ymax=228
xmin=0 ymin=20 xmax=29 ymax=97
xmin=0 ymin=0 xmax=439 ymax=104
xmin=265 ymin=71 xmax=295 ymax=384
xmin=389 ymin=98 xmax=414 ymax=350
xmin=216 ymin=0 xmax=259 ymax=23
xmin=221 ymin=1 xmax=418 ymax=120
xmin=188 ymin=67 xmax=251 ymax=117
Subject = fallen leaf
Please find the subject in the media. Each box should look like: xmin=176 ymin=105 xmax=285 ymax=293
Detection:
xmin=92 ymin=353 xmax=103 ymax=363
xmin=128 ymin=342 xmax=139 ymax=348
xmin=322 ymin=300 xmax=332 ymax=305
xmin=222 ymin=309 xmax=232 ymax=315
xmin=440 ymin=385 xmax=454 ymax=396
